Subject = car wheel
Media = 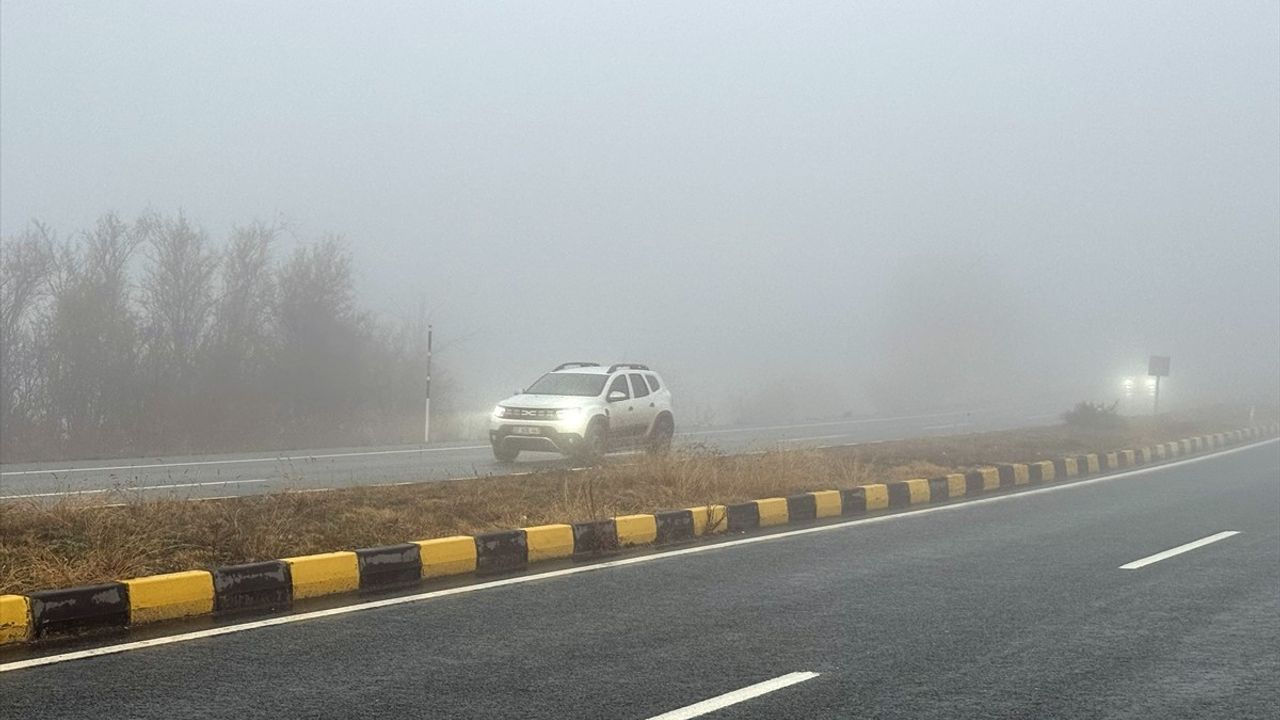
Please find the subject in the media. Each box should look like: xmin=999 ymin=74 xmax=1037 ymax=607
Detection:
xmin=574 ymin=419 xmax=607 ymax=464
xmin=648 ymin=414 xmax=674 ymax=455
xmin=492 ymin=443 xmax=519 ymax=463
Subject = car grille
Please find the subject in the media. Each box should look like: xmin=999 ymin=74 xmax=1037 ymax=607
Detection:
xmin=504 ymin=408 xmax=558 ymax=420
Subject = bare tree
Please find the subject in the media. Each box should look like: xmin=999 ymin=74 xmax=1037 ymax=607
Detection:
xmin=199 ymin=222 xmax=279 ymax=448
xmin=0 ymin=223 xmax=52 ymax=341
xmin=211 ymin=221 xmax=277 ymax=372
xmin=1 ymin=213 xmax=468 ymax=462
xmin=139 ymin=212 xmax=219 ymax=378
xmin=274 ymin=236 xmax=367 ymax=444
xmin=0 ymin=224 xmax=54 ymax=458
xmin=130 ymin=211 xmax=220 ymax=448
xmin=43 ymin=213 xmax=144 ymax=456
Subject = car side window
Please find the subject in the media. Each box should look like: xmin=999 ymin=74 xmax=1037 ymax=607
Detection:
xmin=607 ymin=375 xmax=629 ymax=401
xmin=645 ymin=374 xmax=660 ymax=392
xmin=629 ymin=373 xmax=650 ymax=398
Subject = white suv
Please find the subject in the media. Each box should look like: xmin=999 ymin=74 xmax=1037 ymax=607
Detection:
xmin=489 ymin=362 xmax=674 ymax=463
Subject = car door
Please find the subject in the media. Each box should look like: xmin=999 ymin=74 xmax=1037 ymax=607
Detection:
xmin=628 ymin=373 xmax=656 ymax=437
xmin=604 ymin=374 xmax=638 ymax=439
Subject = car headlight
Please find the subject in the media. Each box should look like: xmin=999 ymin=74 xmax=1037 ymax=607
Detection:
xmin=556 ymin=407 xmax=583 ymax=419
xmin=493 ymin=405 xmax=508 ymax=418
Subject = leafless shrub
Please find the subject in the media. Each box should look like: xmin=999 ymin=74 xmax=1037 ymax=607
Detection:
xmin=0 ymin=224 xmax=53 ymax=458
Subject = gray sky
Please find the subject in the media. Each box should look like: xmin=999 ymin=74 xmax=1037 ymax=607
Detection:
xmin=3 ymin=1 xmax=1278 ymax=420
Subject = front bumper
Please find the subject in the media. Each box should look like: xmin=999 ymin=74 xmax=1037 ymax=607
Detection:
xmin=490 ymin=424 xmax=586 ymax=454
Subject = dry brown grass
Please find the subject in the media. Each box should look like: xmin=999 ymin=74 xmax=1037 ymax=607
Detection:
xmin=0 ymin=406 xmax=1264 ymax=595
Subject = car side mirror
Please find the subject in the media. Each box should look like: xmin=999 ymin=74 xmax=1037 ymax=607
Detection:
xmin=607 ymin=390 xmax=627 ymax=402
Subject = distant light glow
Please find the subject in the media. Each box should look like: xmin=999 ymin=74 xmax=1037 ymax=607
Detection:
xmin=1120 ymin=374 xmax=1159 ymax=400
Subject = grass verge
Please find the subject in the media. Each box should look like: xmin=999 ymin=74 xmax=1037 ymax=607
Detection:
xmin=0 ymin=405 xmax=1269 ymax=595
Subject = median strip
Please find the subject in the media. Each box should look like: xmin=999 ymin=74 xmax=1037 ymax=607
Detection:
xmin=1 ymin=435 xmax=1276 ymax=671
xmin=1 ymin=421 xmax=1276 ymax=648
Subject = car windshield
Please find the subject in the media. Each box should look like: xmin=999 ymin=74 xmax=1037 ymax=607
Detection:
xmin=524 ymin=373 xmax=607 ymax=397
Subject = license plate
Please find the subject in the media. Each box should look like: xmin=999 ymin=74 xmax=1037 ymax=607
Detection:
xmin=512 ymin=426 xmax=541 ymax=435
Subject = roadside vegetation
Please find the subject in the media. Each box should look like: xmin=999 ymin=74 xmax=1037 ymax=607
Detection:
xmin=0 ymin=405 xmax=1265 ymax=595
xmin=1061 ymin=400 xmax=1125 ymax=429
xmin=0 ymin=214 xmax=469 ymax=464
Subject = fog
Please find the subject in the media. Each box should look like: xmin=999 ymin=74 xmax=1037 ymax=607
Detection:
xmin=3 ymin=1 xmax=1278 ymax=443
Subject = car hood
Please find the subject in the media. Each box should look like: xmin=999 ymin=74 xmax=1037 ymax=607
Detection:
xmin=498 ymin=393 xmax=594 ymax=409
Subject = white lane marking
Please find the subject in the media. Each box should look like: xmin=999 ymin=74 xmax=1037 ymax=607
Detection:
xmin=0 ymin=478 xmax=272 ymax=500
xmin=777 ymin=433 xmax=857 ymax=443
xmin=644 ymin=672 xmax=820 ymax=720
xmin=1 ymin=408 xmax=1004 ymax=477
xmin=3 ymin=438 xmax=1272 ymax=674
xmin=1118 ymin=531 xmax=1240 ymax=570
xmin=0 ymin=446 xmax=491 ymax=477
xmin=679 ymin=409 xmax=988 ymax=438
xmin=922 ymin=422 xmax=974 ymax=431
xmin=0 ymin=409 xmax=988 ymax=476
xmin=0 ymin=488 xmax=110 ymax=499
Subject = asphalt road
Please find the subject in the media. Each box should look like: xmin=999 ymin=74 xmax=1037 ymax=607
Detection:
xmin=3 ymin=439 xmax=1276 ymax=719
xmin=0 ymin=406 xmax=1053 ymax=500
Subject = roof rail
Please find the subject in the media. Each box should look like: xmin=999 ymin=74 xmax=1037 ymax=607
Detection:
xmin=552 ymin=362 xmax=601 ymax=371
xmin=607 ymin=363 xmax=650 ymax=373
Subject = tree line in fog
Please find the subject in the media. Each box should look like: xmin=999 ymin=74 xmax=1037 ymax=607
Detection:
xmin=0 ymin=213 xmax=456 ymax=463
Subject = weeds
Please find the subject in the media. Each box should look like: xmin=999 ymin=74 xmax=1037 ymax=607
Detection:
xmin=0 ymin=407 xmax=1262 ymax=595
xmin=1062 ymin=401 xmax=1124 ymax=429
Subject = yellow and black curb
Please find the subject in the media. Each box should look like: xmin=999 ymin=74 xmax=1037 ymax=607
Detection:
xmin=2 ymin=423 xmax=1277 ymax=647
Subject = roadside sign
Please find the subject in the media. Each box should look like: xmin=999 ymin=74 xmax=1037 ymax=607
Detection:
xmin=1148 ymin=356 xmax=1170 ymax=377
xmin=1148 ymin=355 xmax=1169 ymax=416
